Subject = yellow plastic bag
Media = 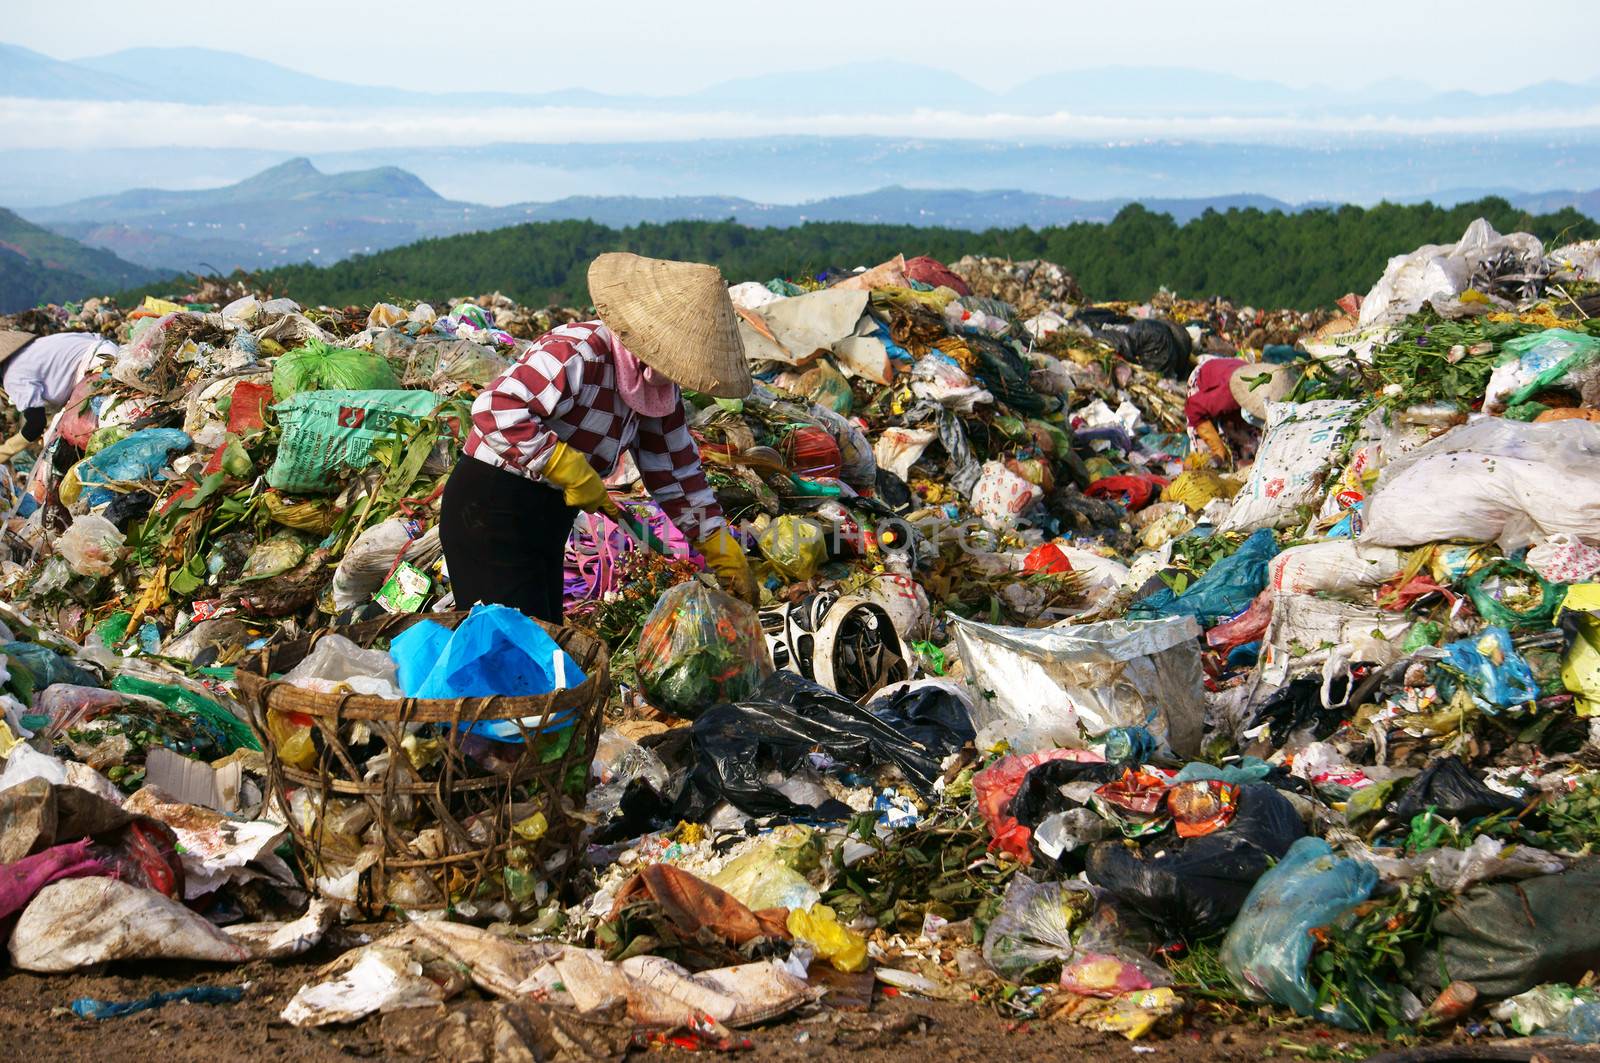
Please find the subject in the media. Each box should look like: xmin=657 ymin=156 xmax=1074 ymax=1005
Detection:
xmin=262 ymin=492 xmax=340 ymax=534
xmin=59 ymin=463 xmax=84 ymax=505
xmin=266 ymin=709 xmax=316 ymax=771
xmin=1077 ymin=987 xmax=1180 ymax=1040
xmin=787 ymin=904 xmax=868 ymax=973
xmin=1161 ymin=468 xmax=1235 ymax=513
xmin=1558 ymin=584 xmax=1600 ymax=716
xmin=756 ymin=516 xmax=828 ymax=581
xmin=709 ymin=847 xmax=819 ymax=912
xmin=708 ymin=827 xmax=824 ymax=910
xmin=141 ymin=296 xmax=185 ymax=315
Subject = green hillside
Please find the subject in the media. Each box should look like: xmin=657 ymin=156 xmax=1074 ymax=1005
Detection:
xmin=0 ymin=207 xmax=167 ymax=312
xmin=225 ymin=196 xmax=1596 ymax=311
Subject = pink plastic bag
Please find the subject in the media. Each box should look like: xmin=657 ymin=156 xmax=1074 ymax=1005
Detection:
xmin=1060 ymin=952 xmax=1156 ymax=998
xmin=0 ymin=839 xmax=109 ymax=924
xmin=564 ymin=501 xmax=693 ymax=603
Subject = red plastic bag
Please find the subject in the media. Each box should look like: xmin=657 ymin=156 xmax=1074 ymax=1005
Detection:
xmin=227 ymin=380 xmax=273 ymax=436
xmin=1205 ymin=590 xmax=1273 ymax=651
xmin=904 ymin=255 xmax=972 ymax=296
xmin=974 ymin=748 xmax=1106 ymax=863
xmin=1024 ymin=542 xmax=1075 ymax=575
xmin=1085 ymin=474 xmax=1167 ymax=511
xmin=55 ymin=377 xmax=100 ymax=449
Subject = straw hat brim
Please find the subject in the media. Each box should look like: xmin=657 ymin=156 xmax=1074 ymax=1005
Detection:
xmin=587 ymin=253 xmax=751 ymax=399
xmin=1229 ymin=363 xmax=1297 ymax=421
xmin=0 ymin=330 xmax=36 ymax=365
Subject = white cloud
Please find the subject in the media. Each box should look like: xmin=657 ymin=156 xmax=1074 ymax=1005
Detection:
xmin=3 ymin=97 xmax=1598 ymax=153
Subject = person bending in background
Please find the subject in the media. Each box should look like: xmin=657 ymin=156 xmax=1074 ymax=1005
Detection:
xmin=439 ymin=253 xmax=757 ymax=622
xmin=0 ymin=329 xmax=117 ymax=465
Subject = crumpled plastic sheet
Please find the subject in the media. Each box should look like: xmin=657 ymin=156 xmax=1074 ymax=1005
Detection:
xmin=953 ymin=613 xmax=1205 ymax=757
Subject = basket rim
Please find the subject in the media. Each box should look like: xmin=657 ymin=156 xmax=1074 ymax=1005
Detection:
xmin=235 ymin=610 xmax=609 ymax=723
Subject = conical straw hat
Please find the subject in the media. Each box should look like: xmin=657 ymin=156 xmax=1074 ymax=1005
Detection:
xmin=1228 ymin=362 xmax=1298 ymax=422
xmin=0 ymin=330 xmax=35 ymax=365
xmin=588 ymin=253 xmax=751 ymax=399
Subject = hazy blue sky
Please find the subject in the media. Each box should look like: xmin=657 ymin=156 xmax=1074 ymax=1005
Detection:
xmin=10 ymin=0 xmax=1599 ymax=95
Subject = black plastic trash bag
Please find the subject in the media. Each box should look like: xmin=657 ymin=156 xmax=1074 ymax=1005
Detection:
xmin=1010 ymin=758 xmax=1124 ymax=829
xmin=1420 ymin=860 xmax=1600 ymax=999
xmin=1246 ymin=676 xmax=1350 ymax=749
xmin=1085 ymin=783 xmax=1305 ymax=942
xmin=867 ymin=683 xmax=977 ymax=762
xmin=679 ymin=671 xmax=973 ymax=820
xmin=1388 ymin=756 xmax=1522 ymax=825
xmin=965 ymin=334 xmax=1054 ymax=415
xmin=1007 ymin=758 xmax=1124 ymax=871
xmin=1080 ymin=312 xmax=1192 ymax=378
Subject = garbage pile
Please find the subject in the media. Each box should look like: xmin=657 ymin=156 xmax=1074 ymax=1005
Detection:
xmin=1 ymin=222 xmax=1600 ymax=1052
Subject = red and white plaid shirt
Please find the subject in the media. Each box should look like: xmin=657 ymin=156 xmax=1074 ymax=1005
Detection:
xmin=464 ymin=320 xmax=724 ymax=539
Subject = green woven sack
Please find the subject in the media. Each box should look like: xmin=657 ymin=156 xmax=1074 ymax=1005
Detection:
xmin=267 ymin=388 xmax=443 ymax=494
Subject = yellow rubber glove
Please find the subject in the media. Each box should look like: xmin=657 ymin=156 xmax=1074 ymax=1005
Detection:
xmin=0 ymin=431 xmax=31 ymax=465
xmin=696 ymin=526 xmax=757 ymax=604
xmin=542 ymin=441 xmax=618 ymax=515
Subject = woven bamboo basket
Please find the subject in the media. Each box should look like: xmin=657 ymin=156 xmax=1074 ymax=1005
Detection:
xmin=235 ymin=611 xmax=607 ymax=914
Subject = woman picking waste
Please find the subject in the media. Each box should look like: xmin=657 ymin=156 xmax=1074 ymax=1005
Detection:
xmin=440 ymin=253 xmax=757 ymax=621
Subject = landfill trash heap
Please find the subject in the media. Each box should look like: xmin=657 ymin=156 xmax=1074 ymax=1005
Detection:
xmin=0 ymin=230 xmax=1598 ymax=1051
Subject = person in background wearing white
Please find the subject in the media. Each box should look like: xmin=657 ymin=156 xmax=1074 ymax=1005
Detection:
xmin=0 ymin=329 xmax=117 ymax=464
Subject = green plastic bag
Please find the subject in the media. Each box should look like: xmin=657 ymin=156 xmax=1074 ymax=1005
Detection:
xmin=267 ymin=388 xmax=443 ymax=494
xmin=109 ymin=673 xmax=260 ymax=752
xmin=272 ymin=339 xmax=400 ymax=401
xmin=1463 ymin=558 xmax=1562 ymax=630
xmin=1502 ymin=329 xmax=1600 ymax=408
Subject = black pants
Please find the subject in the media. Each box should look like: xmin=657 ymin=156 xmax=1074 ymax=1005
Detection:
xmin=438 ymin=457 xmax=577 ymax=623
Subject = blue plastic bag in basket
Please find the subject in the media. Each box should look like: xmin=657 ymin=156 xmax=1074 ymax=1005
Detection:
xmin=389 ymin=604 xmax=585 ymax=740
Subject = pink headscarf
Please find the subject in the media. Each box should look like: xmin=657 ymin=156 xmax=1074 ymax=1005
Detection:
xmin=609 ymin=329 xmax=680 ymax=417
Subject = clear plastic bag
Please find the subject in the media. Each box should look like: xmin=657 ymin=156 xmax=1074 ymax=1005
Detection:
xmin=636 ymin=582 xmax=772 ymax=719
xmin=589 ymin=728 xmax=671 ymax=817
xmin=56 ymin=514 xmax=125 ymax=578
xmin=111 ymin=313 xmax=177 ymax=393
xmin=1355 ymin=834 xmax=1564 ymax=893
xmin=34 ymin=684 xmax=127 ymax=740
xmin=389 ymin=337 xmax=510 ymax=391
xmin=282 ymin=633 xmax=401 ymax=699
xmin=981 ymin=876 xmax=1098 ymax=981
xmin=331 ymin=519 xmax=442 ymax=610
xmin=237 ymin=530 xmax=309 ymax=582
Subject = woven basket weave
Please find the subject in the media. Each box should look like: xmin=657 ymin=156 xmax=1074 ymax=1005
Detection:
xmin=235 ymin=611 xmax=606 ymax=914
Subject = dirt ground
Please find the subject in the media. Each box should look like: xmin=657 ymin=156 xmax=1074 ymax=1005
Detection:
xmin=5 ymin=949 xmax=1593 ymax=1063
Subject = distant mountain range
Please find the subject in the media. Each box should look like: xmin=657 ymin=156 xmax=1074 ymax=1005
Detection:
xmin=18 ymin=159 xmax=1600 ymax=276
xmin=0 ymin=208 xmax=163 ymax=313
xmin=4 ymin=42 xmax=1599 ymax=123
xmin=10 ymin=136 xmax=1600 ymax=218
